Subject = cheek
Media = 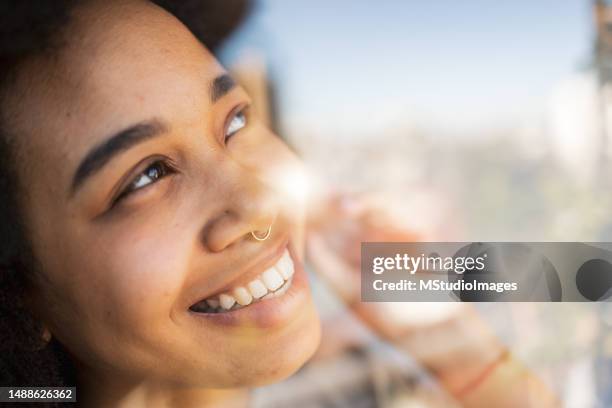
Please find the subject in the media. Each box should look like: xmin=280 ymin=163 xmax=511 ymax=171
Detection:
xmin=28 ymin=216 xmax=195 ymax=380
xmin=92 ymin=222 xmax=191 ymax=332
xmin=102 ymin=236 xmax=185 ymax=324
xmin=55 ymin=217 xmax=194 ymax=363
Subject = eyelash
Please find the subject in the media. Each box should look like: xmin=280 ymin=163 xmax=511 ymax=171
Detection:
xmin=113 ymin=106 xmax=249 ymax=205
xmin=113 ymin=159 xmax=176 ymax=204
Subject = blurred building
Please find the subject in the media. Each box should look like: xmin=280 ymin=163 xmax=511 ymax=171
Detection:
xmin=594 ymin=0 xmax=612 ymax=171
xmin=229 ymin=51 xmax=278 ymax=132
xmin=595 ymin=0 xmax=612 ymax=82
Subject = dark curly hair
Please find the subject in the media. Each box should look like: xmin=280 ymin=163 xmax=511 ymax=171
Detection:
xmin=0 ymin=0 xmax=251 ymax=404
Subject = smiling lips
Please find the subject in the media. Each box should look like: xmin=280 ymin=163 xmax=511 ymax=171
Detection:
xmin=190 ymin=249 xmax=295 ymax=314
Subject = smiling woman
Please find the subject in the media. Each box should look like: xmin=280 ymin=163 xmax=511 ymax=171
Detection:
xmin=0 ymin=1 xmax=320 ymax=407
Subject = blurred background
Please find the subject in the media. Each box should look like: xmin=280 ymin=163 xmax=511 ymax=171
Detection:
xmin=216 ymin=1 xmax=612 ymax=406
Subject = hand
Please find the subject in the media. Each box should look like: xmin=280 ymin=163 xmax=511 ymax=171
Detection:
xmin=306 ymin=192 xmax=504 ymax=391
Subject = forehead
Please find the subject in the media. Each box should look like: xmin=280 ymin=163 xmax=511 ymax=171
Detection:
xmin=6 ymin=0 xmax=224 ymax=194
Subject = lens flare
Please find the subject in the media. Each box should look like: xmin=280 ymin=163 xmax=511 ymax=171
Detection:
xmin=277 ymin=165 xmax=312 ymax=204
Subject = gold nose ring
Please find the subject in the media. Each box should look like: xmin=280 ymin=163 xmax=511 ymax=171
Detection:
xmin=251 ymin=225 xmax=272 ymax=241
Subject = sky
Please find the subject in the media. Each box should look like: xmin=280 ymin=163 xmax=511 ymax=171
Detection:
xmin=220 ymin=0 xmax=593 ymax=136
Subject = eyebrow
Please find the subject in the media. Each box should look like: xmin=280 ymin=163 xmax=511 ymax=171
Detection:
xmin=70 ymin=120 xmax=167 ymax=195
xmin=210 ymin=74 xmax=236 ymax=103
xmin=69 ymin=74 xmax=236 ymax=196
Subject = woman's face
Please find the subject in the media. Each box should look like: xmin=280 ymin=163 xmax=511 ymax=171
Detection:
xmin=8 ymin=0 xmax=320 ymax=388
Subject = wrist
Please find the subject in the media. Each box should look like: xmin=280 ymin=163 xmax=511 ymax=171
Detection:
xmin=403 ymin=308 xmax=507 ymax=393
xmin=454 ymin=348 xmax=511 ymax=397
xmin=434 ymin=338 xmax=507 ymax=395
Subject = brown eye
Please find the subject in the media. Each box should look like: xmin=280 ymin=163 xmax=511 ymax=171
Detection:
xmin=225 ymin=109 xmax=247 ymax=141
xmin=117 ymin=160 xmax=173 ymax=201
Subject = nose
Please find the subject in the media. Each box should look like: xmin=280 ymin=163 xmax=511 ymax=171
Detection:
xmin=203 ymin=170 xmax=279 ymax=253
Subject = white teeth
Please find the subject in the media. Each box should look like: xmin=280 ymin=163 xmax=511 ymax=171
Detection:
xmin=206 ymin=299 xmax=219 ymax=309
xmin=219 ymin=293 xmax=236 ymax=310
xmin=262 ymin=277 xmax=293 ymax=300
xmin=247 ymin=279 xmax=268 ymax=299
xmin=192 ymin=249 xmax=296 ymax=314
xmin=233 ymin=287 xmax=253 ymax=306
xmin=275 ymin=278 xmax=292 ymax=296
xmin=276 ymin=250 xmax=295 ymax=280
xmin=262 ymin=267 xmax=284 ymax=291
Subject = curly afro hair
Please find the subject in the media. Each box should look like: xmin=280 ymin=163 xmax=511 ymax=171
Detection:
xmin=0 ymin=1 xmax=252 ymax=405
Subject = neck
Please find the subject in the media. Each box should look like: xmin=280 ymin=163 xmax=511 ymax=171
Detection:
xmin=77 ymin=366 xmax=250 ymax=408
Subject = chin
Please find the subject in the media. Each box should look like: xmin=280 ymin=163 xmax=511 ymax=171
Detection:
xmin=216 ymin=304 xmax=321 ymax=389
xmin=250 ymin=308 xmax=321 ymax=387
